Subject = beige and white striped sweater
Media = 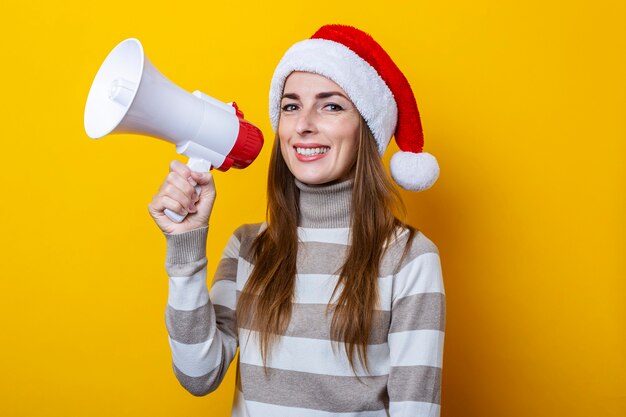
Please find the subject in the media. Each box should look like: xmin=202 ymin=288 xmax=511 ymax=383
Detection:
xmin=163 ymin=179 xmax=446 ymax=416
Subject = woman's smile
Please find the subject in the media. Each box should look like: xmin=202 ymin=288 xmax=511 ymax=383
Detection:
xmin=293 ymin=143 xmax=331 ymax=161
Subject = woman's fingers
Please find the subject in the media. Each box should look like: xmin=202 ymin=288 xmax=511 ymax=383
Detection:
xmin=189 ymin=170 xmax=213 ymax=186
xmin=149 ymin=190 xmax=188 ymax=215
xmin=160 ymin=195 xmax=189 ymax=217
xmin=170 ymin=160 xmax=197 ymax=186
xmin=160 ymin=171 xmax=198 ymax=210
xmin=148 ymin=161 xmax=215 ymax=234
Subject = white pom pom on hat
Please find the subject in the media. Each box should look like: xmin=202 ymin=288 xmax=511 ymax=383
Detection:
xmin=269 ymin=24 xmax=439 ymax=191
xmin=390 ymin=151 xmax=439 ymax=191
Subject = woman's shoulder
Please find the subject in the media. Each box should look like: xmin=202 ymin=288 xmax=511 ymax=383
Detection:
xmin=232 ymin=222 xmax=267 ymax=240
xmin=380 ymin=225 xmax=440 ymax=276
xmin=228 ymin=222 xmax=267 ymax=256
xmin=390 ymin=224 xmax=439 ymax=252
xmin=219 ymin=223 xmax=265 ymax=260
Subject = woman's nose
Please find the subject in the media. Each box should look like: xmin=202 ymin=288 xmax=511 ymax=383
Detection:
xmin=295 ymin=108 xmax=317 ymax=136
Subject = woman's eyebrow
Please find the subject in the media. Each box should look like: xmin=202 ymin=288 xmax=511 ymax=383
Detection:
xmin=281 ymin=91 xmax=349 ymax=100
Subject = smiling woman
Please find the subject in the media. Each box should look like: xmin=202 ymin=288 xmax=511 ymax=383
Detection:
xmin=149 ymin=24 xmax=445 ymax=417
xmin=278 ymin=72 xmax=361 ymax=185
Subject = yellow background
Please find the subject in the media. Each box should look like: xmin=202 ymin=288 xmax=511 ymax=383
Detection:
xmin=1 ymin=0 xmax=623 ymax=416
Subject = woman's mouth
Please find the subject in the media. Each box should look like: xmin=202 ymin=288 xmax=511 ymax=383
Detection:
xmin=295 ymin=146 xmax=330 ymax=156
xmin=294 ymin=145 xmax=330 ymax=161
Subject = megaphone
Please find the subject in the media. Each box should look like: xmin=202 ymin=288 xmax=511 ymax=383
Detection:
xmin=84 ymin=38 xmax=264 ymax=222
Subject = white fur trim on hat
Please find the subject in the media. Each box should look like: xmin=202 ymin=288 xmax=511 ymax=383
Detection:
xmin=390 ymin=151 xmax=440 ymax=191
xmin=269 ymin=38 xmax=398 ymax=155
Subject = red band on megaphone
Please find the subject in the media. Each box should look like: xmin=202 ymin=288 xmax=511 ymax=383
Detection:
xmin=217 ymin=117 xmax=264 ymax=171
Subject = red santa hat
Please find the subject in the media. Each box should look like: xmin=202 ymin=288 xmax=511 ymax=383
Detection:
xmin=269 ymin=24 xmax=439 ymax=191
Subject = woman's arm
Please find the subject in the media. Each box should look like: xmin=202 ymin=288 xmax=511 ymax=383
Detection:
xmin=164 ymin=225 xmax=239 ymax=396
xmin=387 ymin=238 xmax=446 ymax=416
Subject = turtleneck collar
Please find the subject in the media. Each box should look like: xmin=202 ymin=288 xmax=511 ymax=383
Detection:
xmin=295 ymin=178 xmax=353 ymax=228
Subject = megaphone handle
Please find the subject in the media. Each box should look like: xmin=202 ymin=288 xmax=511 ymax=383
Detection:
xmin=164 ymin=157 xmax=212 ymax=223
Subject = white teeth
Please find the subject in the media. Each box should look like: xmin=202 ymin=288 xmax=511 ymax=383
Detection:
xmin=295 ymin=147 xmax=330 ymax=156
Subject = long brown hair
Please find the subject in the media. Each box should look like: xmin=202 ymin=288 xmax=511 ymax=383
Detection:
xmin=236 ymin=117 xmax=416 ymax=375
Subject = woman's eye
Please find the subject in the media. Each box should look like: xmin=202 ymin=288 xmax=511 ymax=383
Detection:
xmin=324 ymin=103 xmax=343 ymax=111
xmin=281 ymin=104 xmax=298 ymax=112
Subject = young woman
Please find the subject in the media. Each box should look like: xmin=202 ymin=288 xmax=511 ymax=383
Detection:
xmin=148 ymin=25 xmax=445 ymax=417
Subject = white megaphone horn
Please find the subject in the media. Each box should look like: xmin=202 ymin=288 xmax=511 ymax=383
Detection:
xmin=84 ymin=38 xmax=264 ymax=223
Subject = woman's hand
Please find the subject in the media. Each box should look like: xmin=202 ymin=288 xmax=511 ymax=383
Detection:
xmin=148 ymin=160 xmax=216 ymax=235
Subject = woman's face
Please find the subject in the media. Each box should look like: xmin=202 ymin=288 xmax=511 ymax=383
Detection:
xmin=278 ymin=71 xmax=360 ymax=185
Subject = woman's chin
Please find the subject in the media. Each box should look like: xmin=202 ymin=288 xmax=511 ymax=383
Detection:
xmin=294 ymin=176 xmax=327 ymax=186
xmin=293 ymin=170 xmax=353 ymax=186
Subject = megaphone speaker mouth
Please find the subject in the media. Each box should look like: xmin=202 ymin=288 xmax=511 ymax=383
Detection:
xmin=84 ymin=38 xmax=265 ymax=176
xmin=84 ymin=38 xmax=144 ymax=139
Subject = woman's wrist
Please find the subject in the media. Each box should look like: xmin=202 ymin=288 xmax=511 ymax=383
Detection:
xmin=165 ymin=225 xmax=209 ymax=264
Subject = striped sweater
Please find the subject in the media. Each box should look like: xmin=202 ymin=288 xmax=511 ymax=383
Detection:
xmin=163 ymin=179 xmax=446 ymax=416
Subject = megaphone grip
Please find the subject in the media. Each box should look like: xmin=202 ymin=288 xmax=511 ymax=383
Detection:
xmin=163 ymin=158 xmax=211 ymax=223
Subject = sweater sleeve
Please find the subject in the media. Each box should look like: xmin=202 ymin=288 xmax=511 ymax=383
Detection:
xmin=163 ymin=226 xmax=240 ymax=396
xmin=387 ymin=239 xmax=446 ymax=416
